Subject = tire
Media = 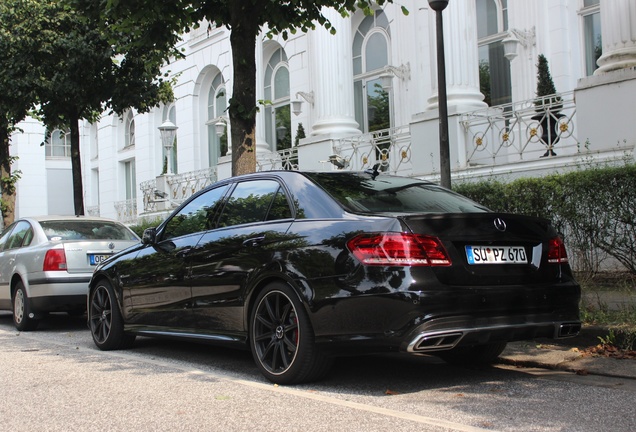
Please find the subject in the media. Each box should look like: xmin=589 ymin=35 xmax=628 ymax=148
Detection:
xmin=250 ymin=282 xmax=333 ymax=384
xmin=437 ymin=342 xmax=508 ymax=366
xmin=88 ymin=279 xmax=136 ymax=350
xmin=12 ymin=282 xmax=39 ymax=331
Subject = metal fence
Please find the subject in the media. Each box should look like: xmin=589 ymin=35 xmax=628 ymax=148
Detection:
xmin=140 ymin=167 xmax=217 ymax=214
xmin=331 ymin=125 xmax=412 ymax=175
xmin=460 ymin=92 xmax=578 ymax=166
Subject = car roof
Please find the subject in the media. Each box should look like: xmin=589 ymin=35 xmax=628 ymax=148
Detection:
xmin=19 ymin=215 xmax=123 ymax=223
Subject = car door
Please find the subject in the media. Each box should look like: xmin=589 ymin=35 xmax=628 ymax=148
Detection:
xmin=0 ymin=222 xmax=18 ymax=309
xmin=125 ymin=184 xmax=229 ymax=329
xmin=189 ymin=178 xmax=294 ymax=334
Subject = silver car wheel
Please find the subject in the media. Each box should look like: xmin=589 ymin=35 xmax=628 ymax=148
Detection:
xmin=12 ymin=282 xmax=39 ymax=331
xmin=13 ymin=289 xmax=25 ymax=324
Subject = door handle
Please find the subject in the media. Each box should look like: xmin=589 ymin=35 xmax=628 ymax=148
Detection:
xmin=243 ymin=236 xmax=265 ymax=247
xmin=175 ymin=246 xmax=194 ymax=258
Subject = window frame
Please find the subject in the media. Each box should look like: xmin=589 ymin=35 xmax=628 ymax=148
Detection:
xmin=476 ymin=0 xmax=511 ymax=107
xmin=206 ymin=73 xmax=228 ymax=167
xmin=124 ymin=110 xmax=135 ymax=149
xmin=352 ymin=10 xmax=393 ymax=133
xmin=264 ymin=48 xmax=291 ymax=152
xmin=579 ymin=0 xmax=602 ymax=76
xmin=46 ymin=129 xmax=71 ymax=158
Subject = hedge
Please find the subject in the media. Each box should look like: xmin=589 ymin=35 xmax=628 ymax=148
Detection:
xmin=453 ymin=164 xmax=636 ymax=274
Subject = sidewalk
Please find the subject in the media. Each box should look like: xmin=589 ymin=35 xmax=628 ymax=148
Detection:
xmin=499 ymin=325 xmax=636 ymax=380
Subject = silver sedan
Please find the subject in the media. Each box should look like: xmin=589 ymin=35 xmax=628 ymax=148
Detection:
xmin=0 ymin=215 xmax=140 ymax=330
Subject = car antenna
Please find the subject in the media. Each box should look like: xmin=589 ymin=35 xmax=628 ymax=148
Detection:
xmin=364 ymin=163 xmax=381 ymax=180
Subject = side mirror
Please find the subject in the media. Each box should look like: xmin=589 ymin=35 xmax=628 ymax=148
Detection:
xmin=142 ymin=227 xmax=157 ymax=245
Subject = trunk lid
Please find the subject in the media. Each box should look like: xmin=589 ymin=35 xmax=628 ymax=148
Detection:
xmin=63 ymin=240 xmax=139 ymax=273
xmin=399 ymin=213 xmax=563 ymax=286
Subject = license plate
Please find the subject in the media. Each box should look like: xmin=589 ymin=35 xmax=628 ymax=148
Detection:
xmin=465 ymin=246 xmax=527 ymax=265
xmin=89 ymin=254 xmax=113 ymax=265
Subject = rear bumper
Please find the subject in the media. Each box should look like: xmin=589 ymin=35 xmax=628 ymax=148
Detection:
xmin=30 ymin=295 xmax=87 ymax=313
xmin=26 ymin=277 xmax=91 ymax=312
xmin=404 ymin=316 xmax=581 ymax=353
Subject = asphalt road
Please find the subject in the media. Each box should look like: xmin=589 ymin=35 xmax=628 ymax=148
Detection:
xmin=0 ymin=311 xmax=634 ymax=432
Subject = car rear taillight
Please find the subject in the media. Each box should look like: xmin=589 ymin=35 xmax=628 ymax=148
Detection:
xmin=547 ymin=237 xmax=569 ymax=264
xmin=43 ymin=249 xmax=68 ymax=271
xmin=347 ymin=233 xmax=451 ymax=266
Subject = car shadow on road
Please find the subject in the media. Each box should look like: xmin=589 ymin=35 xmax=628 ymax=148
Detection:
xmin=0 ymin=310 xmax=87 ymax=331
xmin=0 ymin=310 xmax=536 ymax=396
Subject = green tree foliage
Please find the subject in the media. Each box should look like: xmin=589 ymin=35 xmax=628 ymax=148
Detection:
xmin=295 ymin=123 xmax=307 ymax=146
xmin=3 ymin=0 xmax=174 ymax=216
xmin=368 ymin=83 xmax=390 ymax=132
xmin=454 ymin=164 xmax=636 ymax=274
xmin=89 ymin=0 xmax=405 ymax=176
xmin=0 ymin=2 xmax=42 ymax=226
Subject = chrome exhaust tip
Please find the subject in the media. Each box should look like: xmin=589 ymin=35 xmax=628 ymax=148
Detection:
xmin=557 ymin=322 xmax=581 ymax=338
xmin=407 ymin=331 xmax=464 ymax=353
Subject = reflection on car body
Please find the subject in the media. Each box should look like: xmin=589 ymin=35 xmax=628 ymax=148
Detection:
xmin=87 ymin=170 xmax=581 ymax=384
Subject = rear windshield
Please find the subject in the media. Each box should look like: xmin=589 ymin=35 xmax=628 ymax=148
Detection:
xmin=306 ymin=173 xmax=489 ymax=214
xmin=40 ymin=220 xmax=138 ymax=241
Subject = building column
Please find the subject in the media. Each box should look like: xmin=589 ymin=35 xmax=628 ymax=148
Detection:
xmin=596 ymin=0 xmax=636 ymax=74
xmin=426 ymin=0 xmax=487 ymax=110
xmin=309 ymin=8 xmax=360 ymax=136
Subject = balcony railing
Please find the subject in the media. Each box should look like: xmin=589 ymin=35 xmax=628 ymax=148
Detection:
xmin=114 ymin=198 xmax=138 ymax=224
xmin=460 ymin=92 xmax=578 ymax=166
xmin=140 ymin=167 xmax=217 ymax=213
xmin=331 ymin=125 xmax=412 ymax=175
xmin=257 ymin=147 xmax=299 ymax=171
xmin=86 ymin=205 xmax=100 ymax=217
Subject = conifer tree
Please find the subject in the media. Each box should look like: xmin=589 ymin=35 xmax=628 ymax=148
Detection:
xmin=535 ymin=54 xmax=561 ymax=109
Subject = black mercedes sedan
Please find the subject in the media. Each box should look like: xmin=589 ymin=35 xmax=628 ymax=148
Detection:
xmin=88 ymin=170 xmax=580 ymax=384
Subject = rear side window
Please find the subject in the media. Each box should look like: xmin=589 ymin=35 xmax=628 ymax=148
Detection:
xmin=218 ymin=180 xmax=291 ymax=228
xmin=0 ymin=223 xmax=17 ymax=251
xmin=40 ymin=220 xmax=138 ymax=241
xmin=5 ymin=221 xmax=32 ymax=249
xmin=307 ymin=173 xmax=489 ymax=214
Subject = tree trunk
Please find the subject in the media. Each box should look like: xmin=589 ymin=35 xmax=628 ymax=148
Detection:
xmin=0 ymin=123 xmax=17 ymax=229
xmin=69 ymin=115 xmax=85 ymax=216
xmin=229 ymin=21 xmax=257 ymax=176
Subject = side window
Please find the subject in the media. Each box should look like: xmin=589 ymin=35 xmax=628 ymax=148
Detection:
xmin=266 ymin=187 xmax=293 ymax=221
xmin=163 ymin=184 xmax=229 ymax=240
xmin=6 ymin=221 xmax=32 ymax=250
xmin=0 ymin=223 xmax=17 ymax=251
xmin=218 ymin=180 xmax=286 ymax=228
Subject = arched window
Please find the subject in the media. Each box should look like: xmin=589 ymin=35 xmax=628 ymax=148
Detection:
xmin=124 ymin=110 xmax=135 ymax=148
xmin=206 ymin=73 xmax=228 ymax=166
xmin=353 ymin=10 xmax=392 ymax=133
xmin=477 ymin=0 xmax=511 ymax=106
xmin=46 ymin=129 xmax=70 ymax=158
xmin=264 ymin=48 xmax=291 ymax=151
xmin=162 ymin=104 xmax=178 ymax=174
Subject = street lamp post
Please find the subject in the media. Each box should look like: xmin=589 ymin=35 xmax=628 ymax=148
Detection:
xmin=428 ymin=0 xmax=451 ymax=189
xmin=158 ymin=120 xmax=178 ymax=175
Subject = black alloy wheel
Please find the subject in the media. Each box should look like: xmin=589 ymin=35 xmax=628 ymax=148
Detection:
xmin=250 ymin=282 xmax=332 ymax=384
xmin=89 ymin=280 xmax=135 ymax=350
xmin=12 ymin=282 xmax=39 ymax=331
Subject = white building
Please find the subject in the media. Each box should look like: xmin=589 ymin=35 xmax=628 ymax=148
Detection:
xmin=10 ymin=0 xmax=636 ymax=224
